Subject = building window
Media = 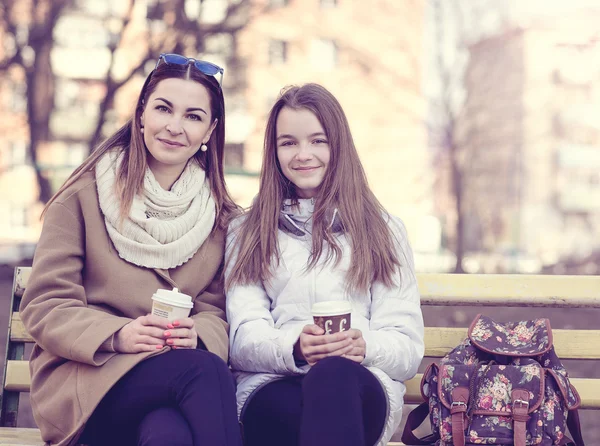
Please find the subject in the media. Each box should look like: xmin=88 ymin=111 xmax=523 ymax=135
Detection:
xmin=269 ymin=0 xmax=289 ymax=7
xmin=224 ymin=143 xmax=244 ymax=170
xmin=10 ymin=82 xmax=27 ymax=113
xmin=65 ymin=143 xmax=86 ymax=167
xmin=320 ymin=0 xmax=338 ymax=7
xmin=6 ymin=141 xmax=28 ymax=168
xmin=10 ymin=204 xmax=28 ymax=228
xmin=269 ymin=40 xmax=288 ymax=65
xmin=310 ymin=39 xmax=337 ymax=70
xmin=204 ymin=33 xmax=234 ymax=58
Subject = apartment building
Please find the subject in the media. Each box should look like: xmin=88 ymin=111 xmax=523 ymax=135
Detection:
xmin=457 ymin=18 xmax=600 ymax=267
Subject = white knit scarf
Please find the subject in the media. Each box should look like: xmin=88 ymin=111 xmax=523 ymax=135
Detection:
xmin=95 ymin=150 xmax=216 ymax=269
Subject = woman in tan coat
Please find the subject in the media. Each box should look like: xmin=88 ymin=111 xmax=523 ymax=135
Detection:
xmin=20 ymin=54 xmax=242 ymax=446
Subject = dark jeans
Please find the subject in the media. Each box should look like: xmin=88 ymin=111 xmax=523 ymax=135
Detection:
xmin=241 ymin=356 xmax=387 ymax=446
xmin=81 ymin=349 xmax=243 ymax=446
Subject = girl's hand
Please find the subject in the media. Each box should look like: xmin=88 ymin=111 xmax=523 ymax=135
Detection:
xmin=294 ymin=324 xmax=354 ymax=366
xmin=114 ymin=315 xmax=170 ymax=353
xmin=342 ymin=328 xmax=366 ymax=363
xmin=162 ymin=317 xmax=198 ymax=349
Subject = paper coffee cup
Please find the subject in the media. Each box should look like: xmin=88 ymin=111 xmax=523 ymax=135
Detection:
xmin=312 ymin=301 xmax=352 ymax=334
xmin=151 ymin=287 xmax=193 ymax=320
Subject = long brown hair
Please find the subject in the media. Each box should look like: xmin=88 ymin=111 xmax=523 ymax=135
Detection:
xmin=43 ymin=59 xmax=238 ymax=230
xmin=227 ymin=83 xmax=402 ymax=293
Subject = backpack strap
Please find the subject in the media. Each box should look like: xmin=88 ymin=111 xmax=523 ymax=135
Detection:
xmin=450 ymin=387 xmax=469 ymax=446
xmin=400 ymin=402 xmax=438 ymax=445
xmin=565 ymin=409 xmax=585 ymax=446
xmin=511 ymin=389 xmax=531 ymax=446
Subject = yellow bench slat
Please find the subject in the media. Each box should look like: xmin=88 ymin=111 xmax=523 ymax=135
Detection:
xmin=10 ymin=313 xmax=33 ymax=343
xmin=0 ymin=427 xmax=43 ymax=446
xmin=4 ymin=361 xmax=31 ymax=393
xmin=7 ymin=327 xmax=600 ymax=388
xmin=8 ymin=361 xmax=600 ymax=408
xmin=11 ymin=315 xmax=600 ymax=360
xmin=424 ymin=327 xmax=600 ymax=360
xmin=404 ymin=374 xmax=600 ymax=409
xmin=418 ymin=274 xmax=600 ymax=308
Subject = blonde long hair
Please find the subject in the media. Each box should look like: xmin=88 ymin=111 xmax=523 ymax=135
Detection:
xmin=227 ymin=83 xmax=402 ymax=293
xmin=43 ymin=61 xmax=238 ymax=231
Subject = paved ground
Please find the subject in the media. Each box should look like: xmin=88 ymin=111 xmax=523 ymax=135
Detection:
xmin=1 ymin=266 xmax=598 ymax=441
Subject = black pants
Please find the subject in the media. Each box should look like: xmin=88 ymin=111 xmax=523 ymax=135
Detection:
xmin=81 ymin=349 xmax=243 ymax=446
xmin=241 ymin=356 xmax=387 ymax=446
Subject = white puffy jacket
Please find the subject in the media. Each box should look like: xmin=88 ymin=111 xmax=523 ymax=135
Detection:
xmin=225 ymin=201 xmax=424 ymax=445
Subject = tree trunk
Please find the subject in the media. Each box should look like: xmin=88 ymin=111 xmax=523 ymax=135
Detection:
xmin=26 ymin=36 xmax=55 ymax=203
xmin=88 ymin=81 xmax=114 ymax=154
xmin=450 ymin=145 xmax=465 ymax=273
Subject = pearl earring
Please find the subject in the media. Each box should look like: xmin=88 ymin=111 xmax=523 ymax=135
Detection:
xmin=200 ymin=143 xmax=208 ymax=152
xmin=140 ymin=126 xmax=144 ymax=133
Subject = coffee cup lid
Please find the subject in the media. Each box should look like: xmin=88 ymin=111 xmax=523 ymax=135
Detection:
xmin=311 ymin=301 xmax=352 ymax=317
xmin=152 ymin=287 xmax=193 ymax=309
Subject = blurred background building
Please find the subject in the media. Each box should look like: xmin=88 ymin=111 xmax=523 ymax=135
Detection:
xmin=453 ymin=16 xmax=600 ymax=274
xmin=0 ymin=0 xmax=437 ymax=267
xmin=0 ymin=0 xmax=599 ymax=274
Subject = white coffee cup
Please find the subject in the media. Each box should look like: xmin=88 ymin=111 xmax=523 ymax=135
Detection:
xmin=311 ymin=301 xmax=352 ymax=334
xmin=151 ymin=287 xmax=193 ymax=321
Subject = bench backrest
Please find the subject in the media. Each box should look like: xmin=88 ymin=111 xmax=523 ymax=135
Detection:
xmin=1 ymin=266 xmax=31 ymax=427
xmin=1 ymin=268 xmax=599 ymax=427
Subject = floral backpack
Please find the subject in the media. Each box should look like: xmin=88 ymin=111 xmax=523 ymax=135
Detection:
xmin=402 ymin=314 xmax=585 ymax=446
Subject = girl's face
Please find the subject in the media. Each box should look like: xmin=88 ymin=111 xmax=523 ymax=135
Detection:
xmin=275 ymin=107 xmax=331 ymax=199
xmin=141 ymin=78 xmax=217 ymax=185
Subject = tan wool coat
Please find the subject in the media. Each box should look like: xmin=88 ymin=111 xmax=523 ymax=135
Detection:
xmin=19 ymin=171 xmax=230 ymax=446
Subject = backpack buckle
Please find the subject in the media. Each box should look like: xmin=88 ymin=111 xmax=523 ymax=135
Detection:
xmin=451 ymin=400 xmax=467 ymax=415
xmin=513 ymin=399 xmax=529 ymax=409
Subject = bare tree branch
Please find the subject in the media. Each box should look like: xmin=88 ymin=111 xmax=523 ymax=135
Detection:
xmin=1 ymin=0 xmax=253 ymax=202
xmin=88 ymin=0 xmax=251 ymax=153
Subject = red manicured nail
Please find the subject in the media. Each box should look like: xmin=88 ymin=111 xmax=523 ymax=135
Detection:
xmin=172 ymin=346 xmax=178 ymax=349
xmin=173 ymin=321 xmax=180 ymax=327
xmin=164 ymin=331 xmax=171 ymax=337
xmin=156 ymin=345 xmax=162 ymax=349
xmin=167 ymin=339 xmax=174 ymax=345
xmin=167 ymin=324 xmax=174 ymax=329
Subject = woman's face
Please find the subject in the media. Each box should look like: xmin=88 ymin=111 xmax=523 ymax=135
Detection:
xmin=276 ymin=107 xmax=331 ymax=199
xmin=141 ymin=78 xmax=217 ymax=182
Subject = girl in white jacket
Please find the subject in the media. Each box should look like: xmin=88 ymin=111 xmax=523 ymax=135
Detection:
xmin=225 ymin=83 xmax=425 ymax=446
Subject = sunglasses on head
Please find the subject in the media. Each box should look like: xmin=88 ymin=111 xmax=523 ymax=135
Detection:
xmin=155 ymin=53 xmax=224 ymax=85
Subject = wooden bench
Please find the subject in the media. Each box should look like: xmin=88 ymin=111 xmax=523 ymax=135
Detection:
xmin=1 ymin=267 xmax=599 ymax=445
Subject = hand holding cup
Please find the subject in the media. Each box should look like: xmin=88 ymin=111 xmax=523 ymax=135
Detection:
xmin=342 ymin=328 xmax=366 ymax=363
xmin=293 ymin=301 xmax=356 ymax=366
xmin=114 ymin=314 xmax=171 ymax=353
xmin=114 ymin=288 xmax=197 ymax=353
xmin=150 ymin=287 xmax=198 ymax=349
xmin=163 ymin=317 xmax=198 ymax=349
xmin=294 ymin=324 xmax=354 ymax=366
